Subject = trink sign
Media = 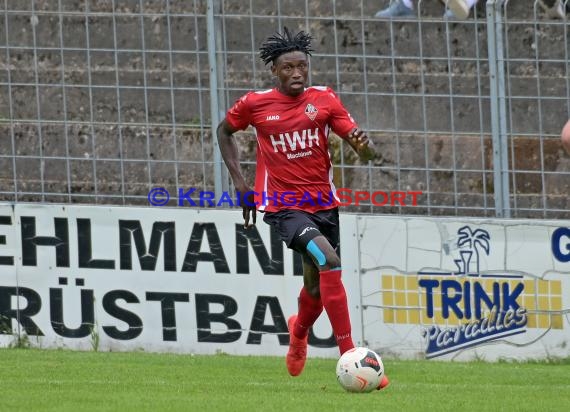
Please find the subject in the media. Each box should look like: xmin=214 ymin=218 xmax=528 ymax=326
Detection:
xmin=419 ymin=226 xmax=528 ymax=359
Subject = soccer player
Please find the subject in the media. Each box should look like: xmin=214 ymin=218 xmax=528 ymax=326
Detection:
xmin=562 ymin=119 xmax=570 ymax=155
xmin=216 ymin=27 xmax=388 ymax=390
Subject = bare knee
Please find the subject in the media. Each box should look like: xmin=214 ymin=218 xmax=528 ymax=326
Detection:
xmin=321 ymin=253 xmax=341 ymax=270
xmin=306 ymin=236 xmax=341 ymax=271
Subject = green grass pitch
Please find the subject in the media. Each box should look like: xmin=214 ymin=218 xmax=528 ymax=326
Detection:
xmin=2 ymin=349 xmax=569 ymax=412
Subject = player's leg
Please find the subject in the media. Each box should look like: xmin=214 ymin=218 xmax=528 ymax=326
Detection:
xmin=285 ymin=256 xmax=323 ymax=376
xmin=291 ymin=254 xmax=323 ymax=340
xmin=301 ymin=252 xmax=320 ymax=296
xmin=305 ymin=210 xmax=390 ymax=390
xmin=263 ymin=210 xmax=322 ymax=376
xmin=303 ymin=235 xmax=355 ymax=355
xmin=264 ymin=210 xmax=352 ymax=372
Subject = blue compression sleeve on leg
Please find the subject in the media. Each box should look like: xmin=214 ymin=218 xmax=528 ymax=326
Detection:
xmin=306 ymin=239 xmax=326 ymax=266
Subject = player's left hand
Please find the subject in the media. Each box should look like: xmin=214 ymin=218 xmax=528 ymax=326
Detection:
xmin=347 ymin=128 xmax=375 ymax=162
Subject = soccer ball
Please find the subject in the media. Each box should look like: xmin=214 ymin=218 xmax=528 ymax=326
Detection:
xmin=336 ymin=347 xmax=385 ymax=393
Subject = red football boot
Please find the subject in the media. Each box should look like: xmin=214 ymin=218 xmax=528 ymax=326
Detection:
xmin=286 ymin=315 xmax=308 ymax=376
xmin=377 ymin=374 xmax=390 ymax=390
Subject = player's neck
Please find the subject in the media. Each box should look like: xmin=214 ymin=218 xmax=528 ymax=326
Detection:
xmin=275 ymin=86 xmax=306 ymax=98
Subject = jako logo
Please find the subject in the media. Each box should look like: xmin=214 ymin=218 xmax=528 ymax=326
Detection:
xmin=266 ymin=115 xmax=280 ymax=121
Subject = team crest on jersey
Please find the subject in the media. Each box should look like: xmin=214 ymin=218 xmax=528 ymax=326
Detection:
xmin=305 ymin=104 xmax=318 ymax=121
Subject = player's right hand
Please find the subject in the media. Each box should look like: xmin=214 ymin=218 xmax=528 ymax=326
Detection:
xmin=241 ymin=190 xmax=257 ymax=228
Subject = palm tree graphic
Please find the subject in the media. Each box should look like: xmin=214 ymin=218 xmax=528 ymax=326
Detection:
xmin=455 ymin=226 xmax=490 ymax=274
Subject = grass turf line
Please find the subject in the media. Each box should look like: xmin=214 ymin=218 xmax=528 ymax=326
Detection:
xmin=2 ymin=349 xmax=569 ymax=412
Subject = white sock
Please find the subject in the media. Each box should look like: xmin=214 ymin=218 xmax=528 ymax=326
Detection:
xmin=402 ymin=0 xmax=414 ymax=10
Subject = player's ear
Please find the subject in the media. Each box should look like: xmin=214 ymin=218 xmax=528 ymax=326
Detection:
xmin=270 ymin=64 xmax=277 ymax=76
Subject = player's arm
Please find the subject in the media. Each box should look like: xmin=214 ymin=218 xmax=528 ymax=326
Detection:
xmin=216 ymin=118 xmax=256 ymax=227
xmin=561 ymin=119 xmax=570 ymax=155
xmin=342 ymin=127 xmax=375 ymax=162
xmin=326 ymin=87 xmax=376 ymax=162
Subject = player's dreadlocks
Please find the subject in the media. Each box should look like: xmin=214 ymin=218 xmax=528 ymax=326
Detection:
xmin=259 ymin=27 xmax=313 ymax=66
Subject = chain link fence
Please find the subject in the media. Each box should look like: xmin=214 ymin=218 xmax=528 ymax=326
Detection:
xmin=0 ymin=0 xmax=569 ymax=218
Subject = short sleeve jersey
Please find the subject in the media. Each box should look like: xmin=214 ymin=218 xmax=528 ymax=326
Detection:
xmin=225 ymin=86 xmax=357 ymax=213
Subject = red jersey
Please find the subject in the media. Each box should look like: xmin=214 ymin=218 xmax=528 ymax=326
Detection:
xmin=225 ymin=86 xmax=357 ymax=213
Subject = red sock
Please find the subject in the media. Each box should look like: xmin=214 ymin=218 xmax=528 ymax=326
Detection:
xmin=319 ymin=269 xmax=354 ymax=354
xmin=293 ymin=287 xmax=323 ymax=339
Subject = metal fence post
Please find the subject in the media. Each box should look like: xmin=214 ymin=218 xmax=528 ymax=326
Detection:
xmin=486 ymin=0 xmax=511 ymax=218
xmin=207 ymin=0 xmax=229 ymax=199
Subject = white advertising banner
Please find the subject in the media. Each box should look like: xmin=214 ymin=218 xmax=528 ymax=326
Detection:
xmin=1 ymin=204 xmax=569 ymax=361
xmin=0 ymin=203 xmax=357 ymax=357
xmin=0 ymin=204 xmax=17 ymax=347
xmin=357 ymin=216 xmax=570 ymax=361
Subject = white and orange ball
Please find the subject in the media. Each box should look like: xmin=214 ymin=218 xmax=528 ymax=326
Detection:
xmin=336 ymin=347 xmax=385 ymax=393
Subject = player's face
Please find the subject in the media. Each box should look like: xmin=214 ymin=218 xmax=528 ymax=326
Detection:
xmin=272 ymin=51 xmax=309 ymax=97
